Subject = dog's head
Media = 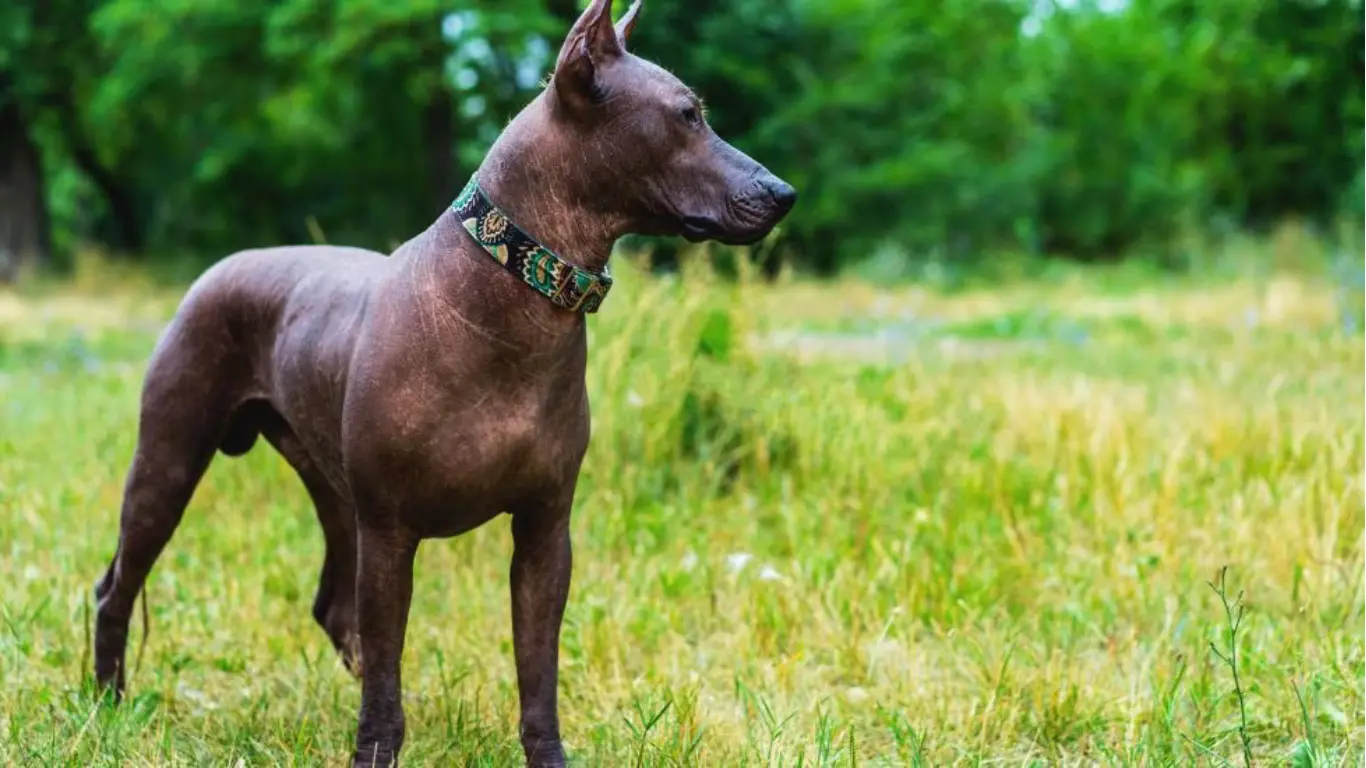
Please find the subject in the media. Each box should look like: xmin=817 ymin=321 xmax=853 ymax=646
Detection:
xmin=545 ymin=0 xmax=796 ymax=245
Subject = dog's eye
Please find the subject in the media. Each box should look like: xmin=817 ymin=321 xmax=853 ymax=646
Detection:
xmin=679 ymin=105 xmax=700 ymax=127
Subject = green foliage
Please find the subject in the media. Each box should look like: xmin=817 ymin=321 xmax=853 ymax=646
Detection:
xmin=78 ymin=0 xmax=555 ymax=250
xmin=2 ymin=0 xmax=1361 ymax=270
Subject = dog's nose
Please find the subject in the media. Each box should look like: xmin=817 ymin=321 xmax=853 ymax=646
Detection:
xmin=767 ymin=179 xmax=798 ymax=212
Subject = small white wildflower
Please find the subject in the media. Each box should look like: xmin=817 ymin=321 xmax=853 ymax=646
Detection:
xmin=726 ymin=553 xmax=753 ymax=573
xmin=844 ymin=687 xmax=870 ymax=704
xmin=176 ymin=683 xmax=218 ymax=712
xmin=681 ymin=551 xmax=699 ymax=571
xmin=627 ymin=390 xmax=644 ymax=408
xmin=758 ymin=565 xmax=782 ymax=582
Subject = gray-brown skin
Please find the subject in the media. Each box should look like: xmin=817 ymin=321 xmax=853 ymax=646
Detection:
xmin=90 ymin=1 xmax=795 ymax=766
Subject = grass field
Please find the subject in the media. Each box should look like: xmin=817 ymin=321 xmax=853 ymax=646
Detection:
xmin=1 ymin=238 xmax=1362 ymax=766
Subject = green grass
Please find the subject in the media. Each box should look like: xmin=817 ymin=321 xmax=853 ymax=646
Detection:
xmin=0 ymin=245 xmax=1362 ymax=765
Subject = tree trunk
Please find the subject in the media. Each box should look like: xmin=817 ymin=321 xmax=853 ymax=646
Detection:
xmin=54 ymin=98 xmax=143 ymax=253
xmin=421 ymin=21 xmax=458 ymax=208
xmin=0 ymin=96 xmax=51 ymax=281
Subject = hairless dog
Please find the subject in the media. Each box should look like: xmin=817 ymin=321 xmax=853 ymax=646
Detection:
xmin=92 ymin=1 xmax=795 ymax=764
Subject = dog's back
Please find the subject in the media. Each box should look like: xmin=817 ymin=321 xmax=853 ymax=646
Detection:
xmin=179 ymin=245 xmax=386 ymax=327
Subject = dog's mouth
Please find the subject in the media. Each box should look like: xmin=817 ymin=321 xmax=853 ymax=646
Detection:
xmin=680 ymin=216 xmax=721 ymax=243
xmin=680 ymin=211 xmax=783 ymax=246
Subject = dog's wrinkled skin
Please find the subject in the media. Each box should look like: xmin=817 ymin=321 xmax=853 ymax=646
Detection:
xmin=91 ymin=1 xmax=794 ymax=766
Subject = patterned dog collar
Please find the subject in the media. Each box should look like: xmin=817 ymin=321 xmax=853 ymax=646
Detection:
xmin=451 ymin=175 xmax=613 ymax=313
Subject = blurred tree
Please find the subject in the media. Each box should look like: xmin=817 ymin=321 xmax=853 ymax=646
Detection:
xmin=1024 ymin=0 xmax=1214 ymax=257
xmin=1201 ymin=0 xmax=1363 ymax=225
xmin=762 ymin=0 xmax=1035 ymax=269
xmin=85 ymin=0 xmax=554 ymax=252
xmin=0 ymin=73 xmax=50 ymax=279
xmin=1 ymin=0 xmax=143 ymax=273
xmin=3 ymin=0 xmax=1361 ymax=276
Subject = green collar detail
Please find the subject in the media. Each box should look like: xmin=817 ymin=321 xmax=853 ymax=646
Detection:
xmin=451 ymin=175 xmax=613 ymax=314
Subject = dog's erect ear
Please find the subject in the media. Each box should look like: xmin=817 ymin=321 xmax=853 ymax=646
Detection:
xmin=553 ymin=0 xmax=624 ymax=112
xmin=615 ymin=0 xmax=642 ymax=46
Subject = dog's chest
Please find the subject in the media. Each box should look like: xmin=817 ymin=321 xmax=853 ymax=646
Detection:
xmin=358 ymin=377 xmax=590 ymax=535
xmin=468 ymin=398 xmax=581 ymax=484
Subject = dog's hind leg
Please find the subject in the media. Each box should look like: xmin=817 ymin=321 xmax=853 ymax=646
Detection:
xmin=256 ymin=408 xmax=360 ymax=676
xmin=94 ymin=326 xmax=235 ymax=697
xmin=305 ymin=480 xmax=360 ymax=677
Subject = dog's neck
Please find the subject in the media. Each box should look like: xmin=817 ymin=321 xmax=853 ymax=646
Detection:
xmin=396 ymin=97 xmax=628 ymax=353
xmin=472 ymin=100 xmax=626 ymax=275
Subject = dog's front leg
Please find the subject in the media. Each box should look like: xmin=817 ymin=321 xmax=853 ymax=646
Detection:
xmin=510 ymin=504 xmax=573 ymax=767
xmin=352 ymin=524 xmax=419 ymax=767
